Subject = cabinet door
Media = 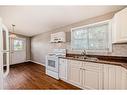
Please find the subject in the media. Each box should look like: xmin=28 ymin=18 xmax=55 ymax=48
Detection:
xmin=82 ymin=63 xmax=103 ymax=89
xmin=58 ymin=32 xmax=66 ymax=42
xmin=51 ymin=32 xmax=65 ymax=42
xmin=51 ymin=33 xmax=57 ymax=42
xmin=68 ymin=60 xmax=82 ymax=86
xmin=112 ymin=8 xmax=127 ymax=43
xmin=103 ymin=64 xmax=125 ymax=89
xmin=59 ymin=59 xmax=67 ymax=80
xmin=104 ymin=65 xmax=116 ymax=89
xmin=121 ymin=68 xmax=127 ymax=89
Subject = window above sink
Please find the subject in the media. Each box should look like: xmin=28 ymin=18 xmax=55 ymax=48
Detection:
xmin=71 ymin=20 xmax=112 ymax=53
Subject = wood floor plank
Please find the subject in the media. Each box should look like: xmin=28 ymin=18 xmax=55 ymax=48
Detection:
xmin=4 ymin=62 xmax=80 ymax=90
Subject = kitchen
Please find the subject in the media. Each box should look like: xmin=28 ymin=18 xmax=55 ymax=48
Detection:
xmin=0 ymin=6 xmax=127 ymax=90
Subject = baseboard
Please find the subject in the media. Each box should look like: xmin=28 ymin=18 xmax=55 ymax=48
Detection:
xmin=29 ymin=60 xmax=45 ymax=66
xmin=26 ymin=60 xmax=31 ymax=62
xmin=6 ymin=60 xmax=45 ymax=66
xmin=9 ymin=60 xmax=30 ymax=66
xmin=64 ymin=80 xmax=84 ymax=89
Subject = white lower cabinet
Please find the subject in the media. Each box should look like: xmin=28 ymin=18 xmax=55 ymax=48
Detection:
xmin=104 ymin=64 xmax=118 ymax=89
xmin=121 ymin=68 xmax=127 ymax=89
xmin=59 ymin=58 xmax=127 ymax=89
xmin=82 ymin=62 xmax=103 ymax=89
xmin=59 ymin=59 xmax=68 ymax=81
xmin=67 ymin=60 xmax=103 ymax=89
xmin=103 ymin=64 xmax=127 ymax=89
xmin=68 ymin=60 xmax=82 ymax=87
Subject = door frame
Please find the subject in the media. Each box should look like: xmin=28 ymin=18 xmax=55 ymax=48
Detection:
xmin=0 ymin=17 xmax=4 ymax=89
xmin=10 ymin=37 xmax=26 ymax=65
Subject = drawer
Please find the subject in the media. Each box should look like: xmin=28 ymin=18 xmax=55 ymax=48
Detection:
xmin=59 ymin=58 xmax=67 ymax=64
xmin=68 ymin=59 xmax=83 ymax=67
xmin=86 ymin=62 xmax=102 ymax=67
xmin=83 ymin=62 xmax=103 ymax=70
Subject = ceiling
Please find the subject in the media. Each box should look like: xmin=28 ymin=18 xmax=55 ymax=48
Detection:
xmin=0 ymin=6 xmax=125 ymax=36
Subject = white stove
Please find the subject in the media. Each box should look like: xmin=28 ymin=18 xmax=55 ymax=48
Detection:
xmin=45 ymin=49 xmax=66 ymax=79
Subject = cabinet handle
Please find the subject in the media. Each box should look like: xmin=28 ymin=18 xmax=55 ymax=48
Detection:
xmin=80 ymin=68 xmax=85 ymax=70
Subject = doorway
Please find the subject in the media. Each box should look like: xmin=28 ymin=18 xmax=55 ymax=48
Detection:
xmin=10 ymin=37 xmax=26 ymax=65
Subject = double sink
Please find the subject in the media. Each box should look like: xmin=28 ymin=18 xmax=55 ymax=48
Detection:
xmin=68 ymin=56 xmax=98 ymax=62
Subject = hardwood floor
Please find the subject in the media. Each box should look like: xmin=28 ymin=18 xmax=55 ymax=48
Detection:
xmin=4 ymin=62 xmax=80 ymax=90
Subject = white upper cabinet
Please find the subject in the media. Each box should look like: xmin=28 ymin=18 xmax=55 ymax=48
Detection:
xmin=50 ymin=32 xmax=66 ymax=43
xmin=112 ymin=8 xmax=127 ymax=43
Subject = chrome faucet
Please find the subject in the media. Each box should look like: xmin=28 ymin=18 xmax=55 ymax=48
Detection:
xmin=81 ymin=50 xmax=86 ymax=56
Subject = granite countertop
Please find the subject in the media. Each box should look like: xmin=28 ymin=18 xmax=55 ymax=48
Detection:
xmin=59 ymin=56 xmax=127 ymax=69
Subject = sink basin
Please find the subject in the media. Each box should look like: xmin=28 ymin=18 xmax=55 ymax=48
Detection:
xmin=72 ymin=56 xmax=88 ymax=59
xmin=71 ymin=56 xmax=98 ymax=61
xmin=85 ymin=57 xmax=98 ymax=61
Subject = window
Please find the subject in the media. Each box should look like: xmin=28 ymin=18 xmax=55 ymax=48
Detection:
xmin=71 ymin=20 xmax=112 ymax=52
xmin=14 ymin=39 xmax=24 ymax=51
xmin=72 ymin=28 xmax=88 ymax=49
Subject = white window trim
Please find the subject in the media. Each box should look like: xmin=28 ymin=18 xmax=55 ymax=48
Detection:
xmin=71 ymin=20 xmax=112 ymax=53
xmin=12 ymin=37 xmax=26 ymax=52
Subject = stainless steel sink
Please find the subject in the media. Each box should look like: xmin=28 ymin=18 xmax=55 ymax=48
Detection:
xmin=71 ymin=56 xmax=98 ymax=61
xmin=73 ymin=56 xmax=87 ymax=59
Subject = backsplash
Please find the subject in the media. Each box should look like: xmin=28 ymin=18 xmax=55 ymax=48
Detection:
xmin=111 ymin=44 xmax=127 ymax=57
xmin=51 ymin=41 xmax=127 ymax=57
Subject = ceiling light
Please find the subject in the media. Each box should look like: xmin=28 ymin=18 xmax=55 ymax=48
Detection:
xmin=9 ymin=24 xmax=17 ymax=38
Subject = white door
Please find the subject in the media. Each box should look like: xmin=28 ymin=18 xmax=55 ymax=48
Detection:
xmin=0 ymin=18 xmax=10 ymax=89
xmin=10 ymin=37 xmax=26 ymax=65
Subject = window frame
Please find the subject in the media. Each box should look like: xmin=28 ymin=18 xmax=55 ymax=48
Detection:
xmin=13 ymin=38 xmax=25 ymax=52
xmin=71 ymin=20 xmax=112 ymax=53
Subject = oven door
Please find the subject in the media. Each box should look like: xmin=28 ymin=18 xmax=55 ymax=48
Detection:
xmin=46 ymin=56 xmax=58 ymax=72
